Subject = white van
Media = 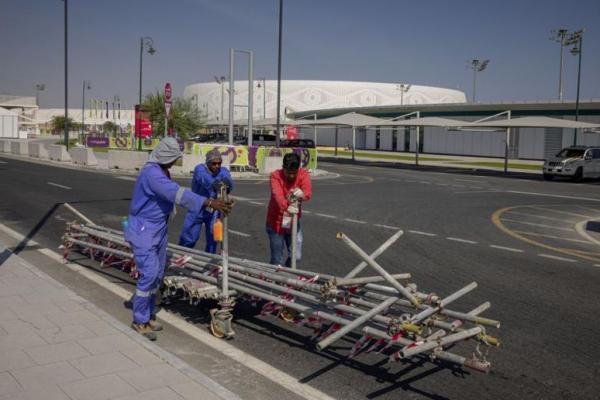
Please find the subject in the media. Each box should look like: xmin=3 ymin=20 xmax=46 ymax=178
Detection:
xmin=543 ymin=146 xmax=600 ymax=181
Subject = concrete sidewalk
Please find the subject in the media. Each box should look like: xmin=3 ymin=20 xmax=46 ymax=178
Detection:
xmin=0 ymin=242 xmax=241 ymax=400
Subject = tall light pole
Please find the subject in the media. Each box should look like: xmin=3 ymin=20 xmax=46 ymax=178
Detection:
xmin=550 ymin=28 xmax=569 ymax=101
xmin=275 ymin=0 xmax=283 ymax=147
xmin=138 ymin=36 xmax=156 ymax=150
xmin=34 ymin=84 xmax=46 ymax=106
xmin=63 ymin=0 xmax=69 ymax=149
xmin=396 ymin=83 xmax=411 ymax=105
xmin=81 ymin=80 xmax=91 ymax=144
xmin=257 ymin=78 xmax=267 ymax=119
xmin=214 ymin=76 xmax=226 ymax=121
xmin=468 ymin=59 xmax=490 ymax=103
xmin=227 ymin=49 xmax=254 ymax=146
xmin=566 ymin=29 xmax=584 ymax=146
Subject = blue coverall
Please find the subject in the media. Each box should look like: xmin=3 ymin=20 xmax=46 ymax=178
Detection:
xmin=125 ymin=162 xmax=206 ymax=325
xmin=178 ymin=164 xmax=233 ymax=253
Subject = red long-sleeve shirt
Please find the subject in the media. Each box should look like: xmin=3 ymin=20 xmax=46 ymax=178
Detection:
xmin=266 ymin=168 xmax=312 ymax=234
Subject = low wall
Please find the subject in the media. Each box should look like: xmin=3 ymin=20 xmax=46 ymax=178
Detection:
xmin=10 ymin=141 xmax=28 ymax=156
xmin=182 ymin=153 xmax=204 ymax=174
xmin=70 ymin=147 xmax=98 ymax=166
xmin=108 ymin=150 xmax=148 ymax=170
xmin=0 ymin=140 xmax=11 ymax=153
xmin=28 ymin=143 xmax=49 ymax=159
xmin=48 ymin=145 xmax=72 ymax=162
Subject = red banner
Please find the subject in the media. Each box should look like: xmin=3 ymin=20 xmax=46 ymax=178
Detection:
xmin=286 ymin=125 xmax=298 ymax=140
xmin=135 ymin=105 xmax=152 ymax=138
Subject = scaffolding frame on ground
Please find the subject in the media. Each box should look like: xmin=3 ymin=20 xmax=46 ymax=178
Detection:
xmin=60 ymin=215 xmax=500 ymax=375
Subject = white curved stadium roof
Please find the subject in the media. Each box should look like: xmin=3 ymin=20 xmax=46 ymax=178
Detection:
xmin=183 ymin=80 xmax=466 ymax=122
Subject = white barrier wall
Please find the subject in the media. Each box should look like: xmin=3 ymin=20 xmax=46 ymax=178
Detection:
xmin=260 ymin=156 xmax=282 ymax=174
xmin=48 ymin=145 xmax=72 ymax=162
xmin=28 ymin=143 xmax=49 ymax=159
xmin=0 ymin=139 xmax=11 ymax=153
xmin=108 ymin=150 xmax=148 ymax=170
xmin=10 ymin=141 xmax=28 ymax=155
xmin=182 ymin=153 xmax=204 ymax=174
xmin=70 ymin=147 xmax=98 ymax=166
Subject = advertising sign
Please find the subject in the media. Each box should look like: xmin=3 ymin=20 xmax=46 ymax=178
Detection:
xmin=135 ymin=105 xmax=152 ymax=138
xmin=164 ymin=83 xmax=172 ymax=118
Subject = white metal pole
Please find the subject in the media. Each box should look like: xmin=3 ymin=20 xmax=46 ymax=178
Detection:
xmin=504 ymin=110 xmax=511 ymax=173
xmin=415 ymin=111 xmax=420 ymax=166
xmin=313 ymin=113 xmax=317 ymax=146
xmin=228 ymin=48 xmax=235 ymax=145
xmin=352 ymin=126 xmax=356 ymax=161
xmin=248 ymin=51 xmax=254 ymax=147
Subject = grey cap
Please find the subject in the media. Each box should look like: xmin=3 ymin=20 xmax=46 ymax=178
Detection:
xmin=206 ymin=149 xmax=222 ymax=164
xmin=148 ymin=137 xmax=182 ymax=165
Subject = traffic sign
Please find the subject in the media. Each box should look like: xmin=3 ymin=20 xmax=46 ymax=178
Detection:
xmin=164 ymin=82 xmax=172 ymax=102
xmin=165 ymin=102 xmax=172 ymax=118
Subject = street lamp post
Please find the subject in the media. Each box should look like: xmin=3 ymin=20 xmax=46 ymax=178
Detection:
xmin=396 ymin=83 xmax=411 ymax=105
xmin=138 ymin=36 xmax=156 ymax=150
xmin=257 ymin=78 xmax=266 ymax=119
xmin=468 ymin=59 xmax=490 ymax=102
xmin=550 ymin=29 xmax=569 ymax=101
xmin=81 ymin=80 xmax=91 ymax=145
xmin=275 ymin=0 xmax=283 ymax=147
xmin=566 ymin=29 xmax=584 ymax=146
xmin=63 ymin=0 xmax=69 ymax=149
xmin=35 ymin=84 xmax=46 ymax=106
xmin=214 ymin=76 xmax=226 ymax=121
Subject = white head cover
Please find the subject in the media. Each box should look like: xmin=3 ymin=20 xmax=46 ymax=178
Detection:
xmin=148 ymin=137 xmax=182 ymax=165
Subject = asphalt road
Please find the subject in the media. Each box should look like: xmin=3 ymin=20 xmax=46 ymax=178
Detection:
xmin=1 ymin=154 xmax=599 ymax=400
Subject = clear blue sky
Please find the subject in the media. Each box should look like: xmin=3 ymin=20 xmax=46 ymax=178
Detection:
xmin=1 ymin=0 xmax=599 ymax=107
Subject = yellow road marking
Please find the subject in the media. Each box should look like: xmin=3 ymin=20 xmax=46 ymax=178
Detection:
xmin=492 ymin=206 xmax=600 ymax=263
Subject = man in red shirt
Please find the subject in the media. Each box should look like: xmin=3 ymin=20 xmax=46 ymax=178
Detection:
xmin=266 ymin=152 xmax=312 ymax=267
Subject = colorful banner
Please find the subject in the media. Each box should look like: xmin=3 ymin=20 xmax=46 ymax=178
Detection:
xmin=191 ymin=144 xmax=249 ymax=167
xmin=86 ymin=136 xmax=109 ymax=147
xmin=249 ymin=146 xmax=317 ymax=170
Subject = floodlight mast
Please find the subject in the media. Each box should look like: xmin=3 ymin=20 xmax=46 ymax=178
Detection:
xmin=550 ymin=28 xmax=569 ymax=101
xmin=469 ymin=59 xmax=490 ymax=103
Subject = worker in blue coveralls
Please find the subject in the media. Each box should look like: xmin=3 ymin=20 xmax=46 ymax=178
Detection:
xmin=125 ymin=138 xmax=233 ymax=340
xmin=178 ymin=149 xmax=233 ymax=253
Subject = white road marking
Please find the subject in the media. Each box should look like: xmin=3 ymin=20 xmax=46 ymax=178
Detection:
xmin=419 ymin=181 xmax=432 ymax=184
xmin=302 ymin=210 xmax=312 ymax=214
xmin=453 ymin=190 xmax=500 ymax=194
xmin=47 ymin=182 xmax=72 ymax=190
xmin=594 ymin=264 xmax=600 ymax=268
xmin=0 ymin=223 xmax=335 ymax=400
xmin=469 ymin=186 xmax=483 ymax=189
xmin=229 ymin=230 xmax=251 ymax=237
xmin=116 ymin=176 xmax=137 ymax=181
xmin=248 ymin=201 xmax=265 ymax=206
xmin=513 ymin=230 xmax=592 ymax=244
xmin=504 ymin=211 xmax=573 ymax=223
xmin=538 ymin=253 xmax=577 ymax=263
xmin=405 ymin=180 xmax=416 ymax=183
xmin=344 ymin=218 xmax=367 ymax=224
xmin=435 ymin=183 xmax=449 ymax=186
xmin=315 ymin=213 xmax=336 ymax=219
xmin=374 ymin=224 xmax=401 ymax=230
xmin=500 ymin=218 xmax=574 ymax=232
xmin=455 ymin=178 xmax=486 ymax=183
xmin=489 ymin=245 xmax=524 ymax=253
xmin=446 ymin=237 xmax=477 ymax=244
xmin=506 ymin=191 xmax=600 ymax=203
xmin=0 ymin=161 xmax=7 ymax=164
xmin=408 ymin=230 xmax=437 ymax=237
xmin=531 ymin=207 xmax=596 ymax=219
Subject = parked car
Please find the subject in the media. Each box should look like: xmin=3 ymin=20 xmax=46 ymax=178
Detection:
xmin=543 ymin=145 xmax=600 ymax=181
xmin=280 ymin=139 xmax=316 ymax=148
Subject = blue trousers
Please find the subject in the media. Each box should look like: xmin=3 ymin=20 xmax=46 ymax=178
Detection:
xmin=266 ymin=225 xmax=303 ymax=267
xmin=132 ymin=233 xmax=167 ymax=324
xmin=179 ymin=211 xmax=218 ymax=254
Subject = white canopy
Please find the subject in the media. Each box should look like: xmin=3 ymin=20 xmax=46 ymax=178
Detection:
xmin=382 ymin=116 xmax=470 ymax=127
xmin=294 ymin=112 xmax=389 ymax=127
xmin=466 ymin=116 xmax=600 ymax=129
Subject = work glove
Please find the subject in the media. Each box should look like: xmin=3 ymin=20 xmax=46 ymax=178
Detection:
xmin=210 ymin=199 xmax=234 ymax=216
xmin=287 ymin=204 xmax=299 ymax=215
xmin=290 ymin=188 xmax=304 ymax=200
